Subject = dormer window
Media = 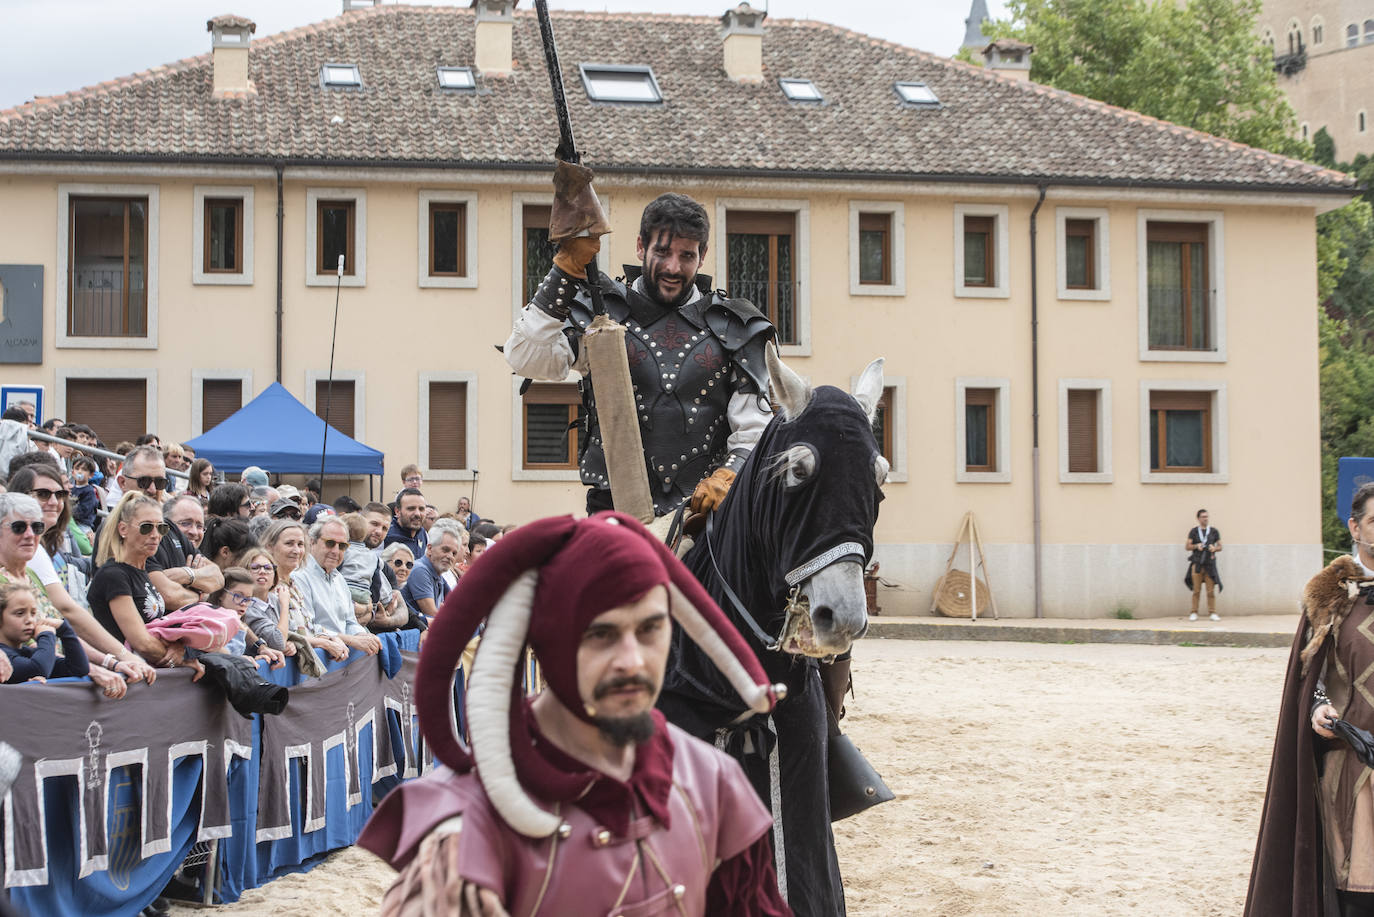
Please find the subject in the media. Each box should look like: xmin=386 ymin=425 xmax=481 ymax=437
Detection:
xmin=779 ymin=78 xmax=822 ymax=101
xmin=437 ymin=67 xmax=476 ymax=90
xmin=895 ymin=81 xmax=940 ymax=107
xmin=322 ymin=64 xmax=361 ymax=88
xmin=579 ymin=65 xmax=662 ymax=103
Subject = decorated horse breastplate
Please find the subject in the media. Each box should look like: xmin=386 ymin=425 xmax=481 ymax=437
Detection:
xmin=574 ymin=287 xmax=735 ymax=516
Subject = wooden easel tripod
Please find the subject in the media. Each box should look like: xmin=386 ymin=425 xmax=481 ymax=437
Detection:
xmin=931 ymin=511 xmax=1000 ymax=621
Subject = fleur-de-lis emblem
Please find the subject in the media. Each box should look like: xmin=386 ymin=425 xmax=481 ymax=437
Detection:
xmin=693 ymin=343 xmax=723 ymax=371
xmin=625 ymin=339 xmax=647 ymax=367
xmin=652 ymin=321 xmax=690 ymax=350
xmin=85 ymin=721 xmax=104 ymax=791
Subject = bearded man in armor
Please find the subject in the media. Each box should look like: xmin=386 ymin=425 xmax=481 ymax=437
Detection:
xmin=505 ymin=192 xmax=774 ymax=518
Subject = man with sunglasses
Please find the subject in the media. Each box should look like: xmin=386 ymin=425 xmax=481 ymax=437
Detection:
xmin=120 ymin=446 xmax=223 ymax=609
xmin=293 ymin=518 xmax=382 ymax=657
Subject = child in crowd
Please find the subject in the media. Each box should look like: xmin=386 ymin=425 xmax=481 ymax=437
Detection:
xmin=206 ymin=568 xmax=285 ymax=668
xmin=0 ymin=582 xmax=89 ymax=683
xmin=69 ymin=456 xmax=101 ymax=533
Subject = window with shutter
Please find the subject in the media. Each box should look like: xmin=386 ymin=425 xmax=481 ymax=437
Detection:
xmin=314 ymin=380 xmax=355 ymax=438
xmin=201 ymin=379 xmax=242 ymax=433
xmin=726 ymin=210 xmax=797 ymax=344
xmin=1066 ymin=389 xmax=1099 ymax=473
xmin=428 ymin=382 xmax=468 ymax=470
xmin=523 ymin=383 xmax=581 ymax=469
xmin=66 ymin=379 xmax=146 ymax=446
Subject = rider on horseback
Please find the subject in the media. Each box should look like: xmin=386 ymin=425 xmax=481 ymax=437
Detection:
xmin=504 ymin=192 xmax=775 ymax=519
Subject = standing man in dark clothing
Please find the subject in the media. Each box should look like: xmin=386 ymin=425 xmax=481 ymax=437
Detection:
xmin=1186 ymin=508 xmax=1223 ymax=621
xmin=505 ymin=192 xmax=775 ymax=518
xmin=383 ymin=488 xmax=428 ymax=558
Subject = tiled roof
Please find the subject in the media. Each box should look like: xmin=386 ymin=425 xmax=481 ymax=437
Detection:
xmin=0 ymin=4 xmax=1354 ymax=193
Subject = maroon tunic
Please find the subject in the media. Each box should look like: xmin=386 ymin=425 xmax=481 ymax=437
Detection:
xmin=359 ymin=717 xmax=789 ymax=916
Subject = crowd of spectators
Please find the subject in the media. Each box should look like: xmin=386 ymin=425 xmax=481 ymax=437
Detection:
xmin=0 ymin=409 xmax=512 ymax=694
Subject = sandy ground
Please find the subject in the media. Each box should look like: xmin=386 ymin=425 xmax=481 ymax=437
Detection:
xmin=173 ymin=638 xmax=1288 ymax=916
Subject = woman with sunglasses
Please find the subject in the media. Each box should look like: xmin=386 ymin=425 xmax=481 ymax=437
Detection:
xmin=236 ymin=546 xmax=295 ymax=658
xmin=381 ymin=543 xmax=415 ymax=589
xmin=0 ymin=493 xmax=138 ymax=697
xmin=89 ymin=492 xmax=185 ymax=668
xmin=262 ymin=519 xmax=348 ymax=662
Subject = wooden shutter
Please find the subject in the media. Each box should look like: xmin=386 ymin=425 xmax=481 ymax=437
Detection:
xmin=201 ymin=379 xmax=242 ymax=432
xmin=314 ymin=380 xmax=355 ymax=438
xmin=1066 ymin=389 xmax=1098 ymax=473
xmin=428 ymin=382 xmax=468 ymax=470
xmin=523 ymin=383 xmax=580 ymax=469
xmin=67 ymin=379 xmax=146 ymax=446
xmin=728 ymin=210 xmax=795 ymax=235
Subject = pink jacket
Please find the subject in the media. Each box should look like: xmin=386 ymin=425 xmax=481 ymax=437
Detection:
xmin=140 ymin=603 xmax=240 ymax=652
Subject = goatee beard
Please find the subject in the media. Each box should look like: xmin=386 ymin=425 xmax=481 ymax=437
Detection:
xmin=592 ymin=712 xmax=657 ymax=747
xmin=646 ymin=274 xmax=692 ymax=308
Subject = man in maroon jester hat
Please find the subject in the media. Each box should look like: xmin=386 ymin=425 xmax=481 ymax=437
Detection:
xmin=359 ymin=512 xmax=791 ymax=916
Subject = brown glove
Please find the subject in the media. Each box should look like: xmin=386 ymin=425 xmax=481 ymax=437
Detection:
xmin=553 ymin=235 xmax=601 ymax=280
xmin=689 ymin=468 xmax=736 ymax=516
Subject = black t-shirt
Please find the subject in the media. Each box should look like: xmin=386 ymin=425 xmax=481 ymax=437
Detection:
xmin=87 ymin=560 xmax=168 ymax=645
xmin=146 ymin=528 xmax=196 ymax=573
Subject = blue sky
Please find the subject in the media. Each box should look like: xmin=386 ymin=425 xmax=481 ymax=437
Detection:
xmin=0 ymin=0 xmax=1007 ymax=110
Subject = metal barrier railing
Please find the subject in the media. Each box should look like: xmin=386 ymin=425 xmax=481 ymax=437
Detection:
xmin=19 ymin=426 xmax=191 ymax=480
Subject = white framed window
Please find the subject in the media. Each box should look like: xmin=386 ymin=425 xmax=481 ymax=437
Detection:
xmin=305 ymin=188 xmax=366 ymax=287
xmin=56 ymin=368 xmax=157 ymax=444
xmin=1360 ymin=110 xmax=1369 ymax=134
xmin=955 ymin=377 xmax=1010 ymax=483
xmin=1137 ymin=209 xmax=1226 ymax=363
xmin=715 ymin=196 xmax=812 ymax=356
xmin=1301 ymin=122 xmax=1311 ymax=141
xmin=321 ymin=63 xmax=361 ymax=88
xmin=417 ymin=190 xmax=478 ymax=289
xmin=304 ymin=370 xmax=366 ymax=441
xmin=852 ymin=373 xmax=908 ymax=483
xmin=1347 ymin=22 xmax=1359 ymax=47
xmin=56 ymin=182 xmax=160 ymax=350
xmin=1055 ymin=207 xmax=1110 ymax=301
xmin=437 ymin=67 xmax=475 ymax=90
xmin=419 ymin=372 xmax=478 ymax=480
xmin=1311 ymin=16 xmax=1325 ymax=45
xmin=1139 ymin=380 xmax=1228 ymax=484
xmin=848 ymin=200 xmax=905 ymax=297
xmin=953 ymin=203 xmax=1010 ymax=299
xmin=1261 ymin=27 xmax=1275 ymax=50
xmin=193 ymin=185 xmax=254 ymax=286
xmin=894 ymin=81 xmax=940 ymax=107
xmin=1058 ymin=378 xmax=1112 ymax=483
xmin=510 ymin=373 xmax=584 ymax=482
xmin=579 ymin=64 xmax=662 ymax=103
xmin=779 ymin=78 xmax=823 ymax=101
xmin=191 ymin=370 xmax=252 ymax=437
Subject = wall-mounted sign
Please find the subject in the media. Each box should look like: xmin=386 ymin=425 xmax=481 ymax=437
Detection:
xmin=0 ymin=385 xmax=43 ymax=424
xmin=0 ymin=265 xmax=43 ymax=364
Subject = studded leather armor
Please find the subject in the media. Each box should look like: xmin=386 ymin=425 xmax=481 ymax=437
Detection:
xmin=531 ymin=265 xmax=774 ymax=516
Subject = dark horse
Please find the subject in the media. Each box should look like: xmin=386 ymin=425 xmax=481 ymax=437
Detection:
xmin=658 ymin=347 xmax=887 ymax=917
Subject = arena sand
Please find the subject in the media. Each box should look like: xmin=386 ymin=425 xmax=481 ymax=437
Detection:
xmin=172 ymin=639 xmax=1289 ymax=916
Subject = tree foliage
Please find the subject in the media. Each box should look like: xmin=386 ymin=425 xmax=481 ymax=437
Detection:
xmin=986 ymin=0 xmax=1307 ymax=157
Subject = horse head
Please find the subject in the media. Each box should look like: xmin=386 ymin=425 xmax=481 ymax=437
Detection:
xmin=744 ymin=347 xmax=886 ymax=658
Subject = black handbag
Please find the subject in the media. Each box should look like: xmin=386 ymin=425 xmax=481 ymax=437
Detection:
xmin=827 ymin=704 xmax=894 ymax=822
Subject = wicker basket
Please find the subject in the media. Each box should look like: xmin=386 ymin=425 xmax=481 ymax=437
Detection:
xmin=935 ymin=569 xmax=990 ymax=618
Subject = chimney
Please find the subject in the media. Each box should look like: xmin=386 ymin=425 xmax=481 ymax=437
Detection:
xmin=982 ymin=39 xmax=1033 ymax=82
xmin=721 ymin=2 xmax=766 ymax=84
xmin=342 ymin=0 xmax=378 ymax=11
xmin=473 ymin=0 xmax=518 ymax=77
xmin=207 ymin=15 xmax=256 ymax=97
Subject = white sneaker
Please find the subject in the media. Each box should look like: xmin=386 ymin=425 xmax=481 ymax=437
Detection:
xmin=1189 ymin=612 xmax=1198 ymax=621
xmin=1209 ymin=613 xmax=1220 ymax=622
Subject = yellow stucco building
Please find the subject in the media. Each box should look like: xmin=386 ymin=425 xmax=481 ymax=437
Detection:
xmin=0 ymin=1 xmax=1356 ymax=617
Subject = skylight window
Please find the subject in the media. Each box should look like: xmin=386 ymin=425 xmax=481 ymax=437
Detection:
xmin=895 ymin=81 xmax=940 ymax=108
xmin=437 ymin=67 xmax=476 ymax=90
xmin=779 ymin=78 xmax=823 ymax=102
xmin=579 ymin=65 xmax=663 ymax=104
xmin=322 ymin=64 xmax=362 ymax=88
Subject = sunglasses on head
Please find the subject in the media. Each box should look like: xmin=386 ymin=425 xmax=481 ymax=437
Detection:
xmin=319 ymin=538 xmax=347 ymax=551
xmin=135 ymin=522 xmax=171 ymax=537
xmin=7 ymin=520 xmax=45 ymax=536
xmin=28 ymin=488 xmax=69 ymax=503
xmin=392 ymin=559 xmax=414 ymax=569
xmin=134 ymin=476 xmax=170 ymax=492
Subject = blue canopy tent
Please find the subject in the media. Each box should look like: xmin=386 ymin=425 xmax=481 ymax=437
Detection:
xmin=185 ymin=382 xmax=384 ymax=482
